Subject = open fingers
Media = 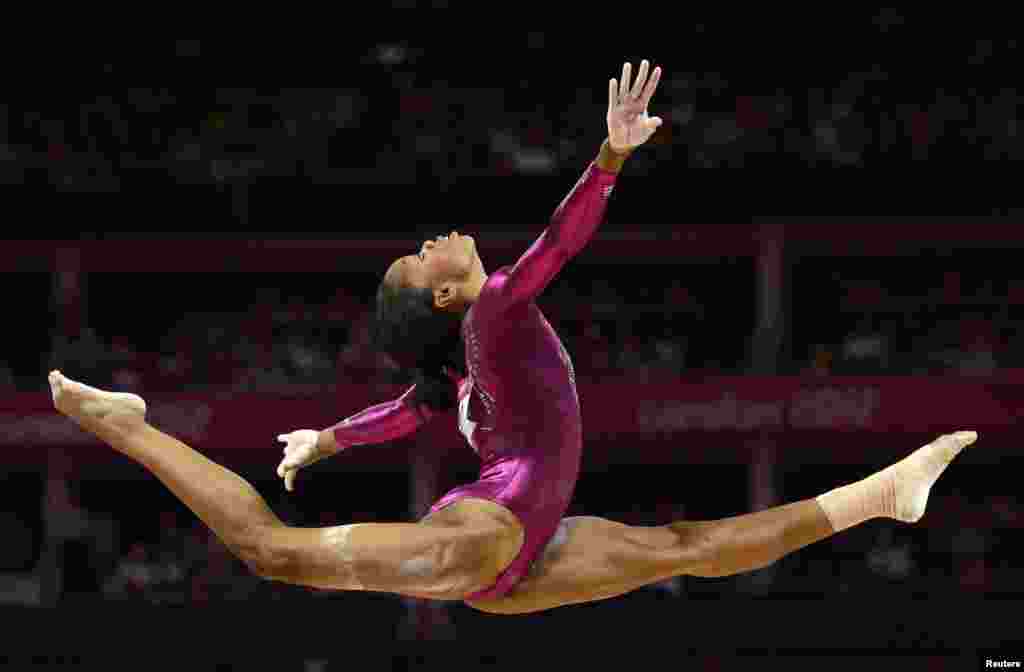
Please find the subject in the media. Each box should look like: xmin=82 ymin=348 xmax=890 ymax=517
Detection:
xmin=639 ymin=65 xmax=662 ymax=107
xmin=630 ymin=60 xmax=650 ymax=100
xmin=612 ymin=60 xmax=661 ymax=107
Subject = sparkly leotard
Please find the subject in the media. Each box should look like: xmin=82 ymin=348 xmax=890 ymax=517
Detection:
xmin=331 ymin=160 xmax=618 ymax=600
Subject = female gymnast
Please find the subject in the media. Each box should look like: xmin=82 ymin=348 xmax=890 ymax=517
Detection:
xmin=48 ymin=59 xmax=978 ymax=615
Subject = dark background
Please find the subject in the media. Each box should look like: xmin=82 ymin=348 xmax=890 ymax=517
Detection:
xmin=1 ymin=12 xmax=1023 ymax=669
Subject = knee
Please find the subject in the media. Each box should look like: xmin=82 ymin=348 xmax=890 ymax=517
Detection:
xmin=664 ymin=521 xmax=730 ymax=577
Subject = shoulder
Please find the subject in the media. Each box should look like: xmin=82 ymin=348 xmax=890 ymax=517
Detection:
xmin=473 ymin=267 xmax=530 ymax=322
xmin=480 ymin=266 xmax=535 ymax=308
xmin=480 ymin=267 xmax=513 ymax=297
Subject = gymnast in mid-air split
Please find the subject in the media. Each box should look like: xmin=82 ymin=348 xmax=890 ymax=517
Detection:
xmin=48 ymin=59 xmax=977 ymax=615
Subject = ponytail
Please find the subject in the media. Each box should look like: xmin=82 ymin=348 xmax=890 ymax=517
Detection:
xmin=373 ymin=279 xmax=466 ymax=413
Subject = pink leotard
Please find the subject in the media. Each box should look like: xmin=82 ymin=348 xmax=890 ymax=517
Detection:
xmin=330 ymin=160 xmax=618 ymax=601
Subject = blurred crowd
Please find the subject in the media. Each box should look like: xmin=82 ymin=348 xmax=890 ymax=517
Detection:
xmin=798 ymin=269 xmax=1024 ymax=378
xmin=0 ymin=30 xmax=1020 ymax=190
xmin=37 ymin=288 xmax=701 ymax=394
xmin=0 ymin=262 xmax=1014 ymax=395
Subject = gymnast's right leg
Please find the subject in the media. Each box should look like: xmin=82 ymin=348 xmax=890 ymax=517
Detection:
xmin=48 ymin=371 xmax=515 ymax=601
xmin=468 ymin=431 xmax=977 ymax=614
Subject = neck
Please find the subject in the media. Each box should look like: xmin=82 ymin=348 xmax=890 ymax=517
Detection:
xmin=451 ymin=273 xmax=487 ymax=318
xmin=466 ymin=272 xmax=488 ymax=305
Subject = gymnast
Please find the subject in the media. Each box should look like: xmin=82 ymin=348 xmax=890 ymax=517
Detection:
xmin=48 ymin=60 xmax=977 ymax=614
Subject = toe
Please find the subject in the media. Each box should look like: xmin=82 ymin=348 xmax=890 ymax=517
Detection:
xmin=953 ymin=430 xmax=978 ymax=445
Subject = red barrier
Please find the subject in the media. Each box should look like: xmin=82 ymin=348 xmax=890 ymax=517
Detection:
xmin=3 ymin=376 xmax=1021 ymax=466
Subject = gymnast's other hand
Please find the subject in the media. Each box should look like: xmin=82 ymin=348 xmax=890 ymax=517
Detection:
xmin=276 ymin=429 xmax=324 ymax=492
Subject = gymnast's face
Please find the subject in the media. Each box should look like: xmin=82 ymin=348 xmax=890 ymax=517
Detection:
xmin=385 ymin=231 xmax=487 ymax=314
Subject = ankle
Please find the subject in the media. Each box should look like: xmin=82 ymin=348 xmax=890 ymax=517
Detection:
xmin=816 ymin=474 xmax=890 ymax=533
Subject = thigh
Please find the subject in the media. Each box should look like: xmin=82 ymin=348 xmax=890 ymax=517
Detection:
xmin=268 ymin=518 xmax=512 ymax=601
xmin=268 ymin=498 xmax=525 ymax=600
xmin=466 ymin=516 xmax=679 ymax=615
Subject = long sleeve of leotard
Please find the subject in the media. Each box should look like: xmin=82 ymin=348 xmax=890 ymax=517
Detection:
xmin=487 ymin=160 xmax=619 ymax=313
xmin=328 ymin=384 xmax=437 ymax=451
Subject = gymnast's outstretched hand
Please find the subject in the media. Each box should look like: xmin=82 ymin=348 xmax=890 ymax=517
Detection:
xmin=276 ymin=429 xmax=323 ymax=492
xmin=607 ymin=59 xmax=663 ymax=154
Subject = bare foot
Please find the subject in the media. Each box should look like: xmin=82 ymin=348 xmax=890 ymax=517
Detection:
xmin=889 ymin=431 xmax=977 ymax=522
xmin=49 ymin=370 xmax=147 ymax=422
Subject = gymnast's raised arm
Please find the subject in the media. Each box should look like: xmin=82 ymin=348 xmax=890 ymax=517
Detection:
xmin=488 ymin=60 xmax=663 ymax=313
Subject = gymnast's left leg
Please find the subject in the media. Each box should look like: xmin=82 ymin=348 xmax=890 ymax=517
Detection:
xmin=468 ymin=431 xmax=977 ymax=614
xmin=48 ymin=371 xmax=519 ymax=600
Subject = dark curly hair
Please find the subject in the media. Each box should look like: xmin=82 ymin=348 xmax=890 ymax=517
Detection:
xmin=372 ymin=278 xmax=467 ymax=414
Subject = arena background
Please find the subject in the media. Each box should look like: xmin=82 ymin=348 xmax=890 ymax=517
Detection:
xmin=1 ymin=12 xmax=1022 ymax=670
